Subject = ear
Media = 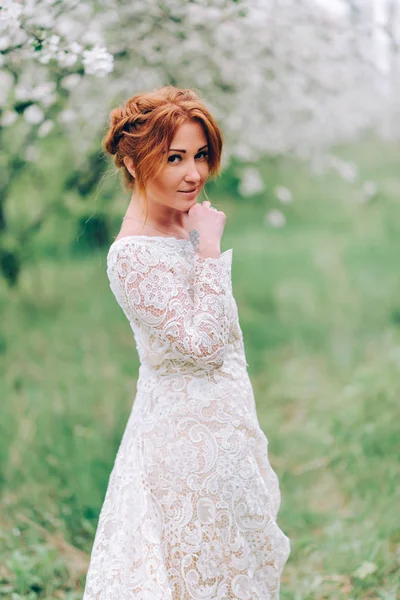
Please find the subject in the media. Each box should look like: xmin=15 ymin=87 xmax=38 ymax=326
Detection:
xmin=123 ymin=156 xmax=136 ymax=178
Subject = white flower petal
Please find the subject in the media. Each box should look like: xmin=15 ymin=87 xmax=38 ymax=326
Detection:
xmin=0 ymin=110 xmax=18 ymax=126
xmin=275 ymin=186 xmax=293 ymax=204
xmin=23 ymin=104 xmax=45 ymax=125
xmin=265 ymin=210 xmax=286 ymax=228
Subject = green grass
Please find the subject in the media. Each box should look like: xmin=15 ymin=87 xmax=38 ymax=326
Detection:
xmin=1 ymin=138 xmax=399 ymax=598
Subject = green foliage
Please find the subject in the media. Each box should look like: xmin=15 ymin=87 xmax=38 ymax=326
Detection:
xmin=0 ymin=138 xmax=399 ymax=598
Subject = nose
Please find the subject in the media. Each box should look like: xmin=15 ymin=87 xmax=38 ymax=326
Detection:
xmin=184 ymin=160 xmax=202 ymax=183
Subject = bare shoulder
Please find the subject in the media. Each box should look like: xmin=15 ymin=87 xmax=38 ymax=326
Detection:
xmin=113 ymin=223 xmax=149 ymax=242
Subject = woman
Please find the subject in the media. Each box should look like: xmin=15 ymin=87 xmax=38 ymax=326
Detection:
xmin=83 ymin=86 xmax=290 ymax=599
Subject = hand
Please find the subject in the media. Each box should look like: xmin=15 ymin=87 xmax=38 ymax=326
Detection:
xmin=182 ymin=201 xmax=226 ymax=258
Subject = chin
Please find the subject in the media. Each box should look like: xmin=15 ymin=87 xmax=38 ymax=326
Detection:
xmin=179 ymin=196 xmax=198 ymax=204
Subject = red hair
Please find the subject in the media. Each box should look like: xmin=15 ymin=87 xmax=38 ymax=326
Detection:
xmin=103 ymin=86 xmax=224 ymax=222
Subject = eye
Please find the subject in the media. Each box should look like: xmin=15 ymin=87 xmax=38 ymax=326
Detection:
xmin=167 ymin=151 xmax=209 ymax=164
xmin=167 ymin=154 xmax=182 ymax=163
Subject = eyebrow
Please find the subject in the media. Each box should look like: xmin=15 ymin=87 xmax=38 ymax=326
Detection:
xmin=168 ymin=144 xmax=208 ymax=153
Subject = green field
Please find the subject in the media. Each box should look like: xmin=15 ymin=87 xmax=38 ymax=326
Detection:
xmin=1 ymin=139 xmax=399 ymax=599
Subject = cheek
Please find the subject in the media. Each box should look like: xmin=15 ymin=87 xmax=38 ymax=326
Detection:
xmin=151 ymin=173 xmax=176 ymax=192
xmin=166 ymin=172 xmax=183 ymax=190
xmin=198 ymin=164 xmax=210 ymax=183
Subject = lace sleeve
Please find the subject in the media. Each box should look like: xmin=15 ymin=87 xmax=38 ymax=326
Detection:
xmin=107 ymin=240 xmax=233 ymax=370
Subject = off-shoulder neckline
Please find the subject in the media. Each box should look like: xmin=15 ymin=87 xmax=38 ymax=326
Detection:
xmin=109 ymin=234 xmax=190 ymax=248
xmin=107 ymin=235 xmax=233 ymax=264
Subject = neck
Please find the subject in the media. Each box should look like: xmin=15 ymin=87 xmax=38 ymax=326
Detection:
xmin=125 ymin=191 xmax=186 ymax=231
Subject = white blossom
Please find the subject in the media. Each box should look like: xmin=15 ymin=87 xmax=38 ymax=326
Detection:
xmin=23 ymin=104 xmax=44 ymax=124
xmin=275 ymin=186 xmax=293 ymax=204
xmin=54 ymin=15 xmax=76 ymax=37
xmin=40 ymin=93 xmax=57 ymax=108
xmin=0 ymin=0 xmax=23 ymax=30
xmin=82 ymin=44 xmax=113 ymax=77
xmin=0 ymin=0 xmax=400 ymax=177
xmin=37 ymin=34 xmax=61 ymax=65
xmin=0 ymin=69 xmax=13 ymax=103
xmin=338 ymin=163 xmax=358 ymax=183
xmin=31 ymin=81 xmax=56 ymax=102
xmin=56 ymin=49 xmax=79 ymax=68
xmin=0 ymin=34 xmax=11 ymax=51
xmin=362 ymin=180 xmax=378 ymax=200
xmin=58 ymin=109 xmax=76 ymax=124
xmin=238 ymin=167 xmax=264 ymax=197
xmin=14 ymin=83 xmax=31 ymax=101
xmin=38 ymin=119 xmax=54 ymax=137
xmin=329 ymin=156 xmax=358 ymax=183
xmin=48 ymin=34 xmax=60 ymax=45
xmin=61 ymin=74 xmax=81 ymax=91
xmin=233 ymin=143 xmax=256 ymax=162
xmin=69 ymin=41 xmax=83 ymax=55
xmin=0 ymin=109 xmax=18 ymax=126
xmin=265 ymin=210 xmax=286 ymax=228
xmin=81 ymin=31 xmax=104 ymax=46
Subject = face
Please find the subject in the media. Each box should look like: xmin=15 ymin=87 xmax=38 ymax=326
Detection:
xmin=147 ymin=120 xmax=210 ymax=210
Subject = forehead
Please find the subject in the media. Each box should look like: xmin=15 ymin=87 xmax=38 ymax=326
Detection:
xmin=170 ymin=120 xmax=207 ymax=147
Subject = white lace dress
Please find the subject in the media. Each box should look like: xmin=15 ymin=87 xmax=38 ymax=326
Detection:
xmin=82 ymin=235 xmax=290 ymax=600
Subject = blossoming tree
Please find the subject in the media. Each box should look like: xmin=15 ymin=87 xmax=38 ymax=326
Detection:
xmin=0 ymin=0 xmax=397 ymax=284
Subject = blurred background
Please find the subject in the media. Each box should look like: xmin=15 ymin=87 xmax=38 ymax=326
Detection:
xmin=1 ymin=0 xmax=400 ymax=598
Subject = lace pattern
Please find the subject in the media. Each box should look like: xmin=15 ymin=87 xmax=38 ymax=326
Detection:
xmin=82 ymin=237 xmax=290 ymax=600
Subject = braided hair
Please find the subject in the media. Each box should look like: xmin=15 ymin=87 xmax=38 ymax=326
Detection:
xmin=103 ymin=86 xmax=224 ymax=222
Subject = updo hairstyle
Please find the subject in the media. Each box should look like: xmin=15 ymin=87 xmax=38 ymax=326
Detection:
xmin=103 ymin=85 xmax=224 ymax=221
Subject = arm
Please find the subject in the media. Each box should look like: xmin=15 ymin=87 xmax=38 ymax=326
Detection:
xmin=108 ymin=241 xmax=233 ymax=370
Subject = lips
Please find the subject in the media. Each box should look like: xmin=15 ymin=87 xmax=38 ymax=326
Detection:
xmin=179 ymin=188 xmax=197 ymax=193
